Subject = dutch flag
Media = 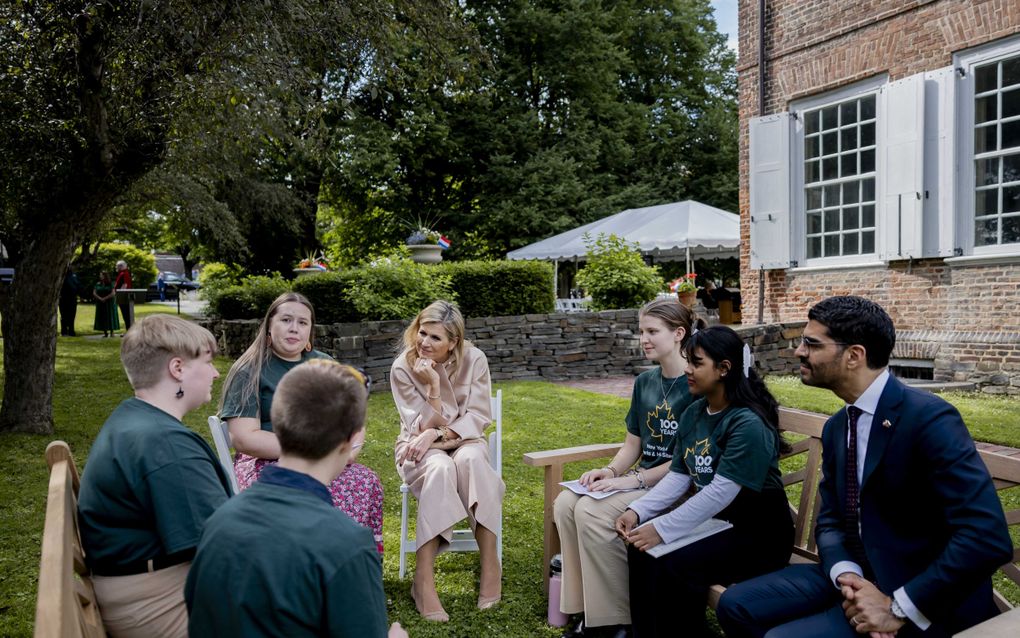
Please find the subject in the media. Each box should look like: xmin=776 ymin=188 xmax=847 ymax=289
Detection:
xmin=437 ymin=235 xmax=451 ymax=250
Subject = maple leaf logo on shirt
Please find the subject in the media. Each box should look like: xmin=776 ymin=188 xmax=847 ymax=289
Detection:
xmin=645 ymin=401 xmax=675 ymax=441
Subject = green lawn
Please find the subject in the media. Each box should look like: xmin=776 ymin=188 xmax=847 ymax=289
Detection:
xmin=0 ymin=308 xmax=1018 ymax=636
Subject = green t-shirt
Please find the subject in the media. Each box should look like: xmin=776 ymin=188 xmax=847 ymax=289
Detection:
xmin=625 ymin=367 xmax=695 ymax=469
xmin=78 ymin=398 xmax=232 ymax=568
xmin=185 ymin=473 xmax=389 ymax=638
xmin=670 ymin=400 xmax=784 ymax=493
xmin=221 ymin=350 xmax=332 ymax=432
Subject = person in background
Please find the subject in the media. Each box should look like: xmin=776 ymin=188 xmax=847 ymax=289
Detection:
xmin=93 ymin=271 xmax=120 ymax=337
xmin=186 ymin=360 xmax=407 ymax=638
xmin=157 ymin=272 xmax=167 ymax=302
xmin=114 ymin=260 xmax=133 ymax=330
xmin=77 ymin=315 xmax=231 ymax=638
xmin=59 ymin=266 xmax=81 ymax=336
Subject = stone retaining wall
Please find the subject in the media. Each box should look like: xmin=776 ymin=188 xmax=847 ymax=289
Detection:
xmin=200 ymin=313 xmax=806 ymax=392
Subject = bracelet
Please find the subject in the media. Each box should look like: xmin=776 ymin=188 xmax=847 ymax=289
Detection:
xmin=428 ymin=394 xmax=441 ymax=400
xmin=605 ymin=465 xmax=619 ymax=478
xmin=635 ymin=469 xmax=646 ymax=490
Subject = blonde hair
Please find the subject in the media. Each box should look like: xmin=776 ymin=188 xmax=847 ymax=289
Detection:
xmin=272 ymin=359 xmax=368 ymax=460
xmin=639 ymin=297 xmax=704 ymax=350
xmin=400 ymin=300 xmax=470 ymax=376
xmin=120 ymin=315 xmax=218 ymax=390
xmin=218 ymin=292 xmax=316 ymax=417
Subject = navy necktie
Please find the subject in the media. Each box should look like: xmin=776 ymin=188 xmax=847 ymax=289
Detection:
xmin=844 ymin=405 xmax=867 ymax=564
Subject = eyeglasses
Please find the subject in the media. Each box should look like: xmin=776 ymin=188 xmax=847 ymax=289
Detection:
xmin=799 ymin=337 xmax=849 ymax=350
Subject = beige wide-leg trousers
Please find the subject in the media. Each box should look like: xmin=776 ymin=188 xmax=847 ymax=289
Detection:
xmin=553 ymin=489 xmax=643 ymax=627
xmin=92 ymin=562 xmax=190 ymax=638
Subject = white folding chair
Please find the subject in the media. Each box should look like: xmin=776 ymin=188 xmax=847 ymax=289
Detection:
xmin=398 ymin=390 xmax=503 ymax=578
xmin=207 ymin=416 xmax=240 ymax=495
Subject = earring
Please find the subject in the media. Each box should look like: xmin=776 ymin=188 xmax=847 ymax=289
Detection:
xmin=305 ymin=341 xmax=312 ymax=352
xmin=175 ymin=385 xmax=184 ymax=399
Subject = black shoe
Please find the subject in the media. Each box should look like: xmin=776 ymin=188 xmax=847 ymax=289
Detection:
xmin=562 ymin=617 xmax=586 ymax=638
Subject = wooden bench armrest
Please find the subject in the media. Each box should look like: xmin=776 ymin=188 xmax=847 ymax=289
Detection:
xmin=523 ymin=443 xmax=623 ymax=467
xmin=954 ymin=606 xmax=1020 ymax=637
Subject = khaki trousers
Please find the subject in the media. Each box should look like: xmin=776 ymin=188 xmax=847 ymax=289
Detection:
xmin=553 ymin=489 xmax=643 ymax=627
xmin=92 ymin=562 xmax=189 ymax=638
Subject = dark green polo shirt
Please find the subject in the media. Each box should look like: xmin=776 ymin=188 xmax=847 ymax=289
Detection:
xmin=670 ymin=400 xmax=784 ymax=492
xmin=185 ymin=466 xmax=389 ymax=638
xmin=625 ymin=367 xmax=695 ymax=469
xmin=220 ymin=350 xmax=331 ymax=432
xmin=77 ymin=398 xmax=231 ymax=569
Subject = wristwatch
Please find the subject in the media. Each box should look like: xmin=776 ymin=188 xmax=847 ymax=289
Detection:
xmin=890 ymin=599 xmax=908 ymax=621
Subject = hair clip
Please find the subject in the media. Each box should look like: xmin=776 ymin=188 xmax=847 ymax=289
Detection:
xmin=742 ymin=343 xmax=753 ymax=377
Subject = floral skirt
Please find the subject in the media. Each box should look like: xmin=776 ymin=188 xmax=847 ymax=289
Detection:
xmin=235 ymin=453 xmax=384 ymax=554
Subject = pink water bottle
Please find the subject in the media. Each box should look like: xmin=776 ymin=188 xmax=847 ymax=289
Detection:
xmin=547 ymin=554 xmax=569 ymax=626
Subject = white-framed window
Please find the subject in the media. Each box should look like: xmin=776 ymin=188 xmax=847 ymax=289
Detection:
xmin=956 ymin=36 xmax=1020 ymax=255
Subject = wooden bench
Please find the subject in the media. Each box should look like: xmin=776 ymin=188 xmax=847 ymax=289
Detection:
xmin=524 ymin=406 xmax=1020 ymax=634
xmin=35 ymin=441 xmax=105 ymax=638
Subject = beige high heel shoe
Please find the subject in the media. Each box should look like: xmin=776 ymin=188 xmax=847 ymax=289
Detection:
xmin=410 ymin=582 xmax=449 ymax=622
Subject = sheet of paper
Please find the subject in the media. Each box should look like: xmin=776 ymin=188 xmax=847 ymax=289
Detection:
xmin=558 ymin=479 xmax=634 ymax=500
xmin=641 ymin=517 xmax=734 ymax=557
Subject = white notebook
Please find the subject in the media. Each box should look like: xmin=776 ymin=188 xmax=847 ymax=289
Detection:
xmin=642 ymin=517 xmax=734 ymax=557
xmin=559 ymin=479 xmax=635 ymax=500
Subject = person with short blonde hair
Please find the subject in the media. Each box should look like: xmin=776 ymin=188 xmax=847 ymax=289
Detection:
xmin=78 ymin=315 xmax=231 ymax=638
xmin=219 ymin=292 xmax=385 ymax=553
xmin=391 ymin=300 xmax=505 ymax=622
xmin=186 ymin=361 xmax=407 ymax=638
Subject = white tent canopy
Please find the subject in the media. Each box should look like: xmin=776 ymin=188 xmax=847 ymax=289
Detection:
xmin=505 ymin=200 xmax=740 ymax=268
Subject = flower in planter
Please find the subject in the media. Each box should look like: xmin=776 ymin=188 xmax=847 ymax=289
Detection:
xmin=669 ymin=273 xmax=698 ymax=293
xmin=296 ymin=252 xmax=329 ymax=271
xmin=406 ymin=227 xmax=452 ymax=250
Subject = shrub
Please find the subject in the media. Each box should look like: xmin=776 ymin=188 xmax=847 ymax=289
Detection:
xmin=347 ymin=257 xmax=456 ymax=321
xmin=575 ymin=233 xmax=661 ymax=311
xmin=75 ymin=243 xmax=159 ymax=294
xmin=207 ymin=275 xmax=291 ymax=319
xmin=291 ymin=272 xmax=360 ymax=324
xmin=198 ymin=262 xmax=244 ymax=301
xmin=438 ymin=260 xmax=554 ymax=317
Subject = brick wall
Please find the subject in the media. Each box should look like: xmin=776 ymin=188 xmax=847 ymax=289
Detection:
xmin=737 ymin=0 xmax=1020 ymax=388
xmin=200 ymin=314 xmax=804 ymax=393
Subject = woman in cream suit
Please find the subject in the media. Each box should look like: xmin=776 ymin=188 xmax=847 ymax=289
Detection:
xmin=390 ymin=300 xmax=505 ymax=622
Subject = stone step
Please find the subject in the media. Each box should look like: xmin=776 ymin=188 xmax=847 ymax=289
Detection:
xmin=903 ymin=380 xmax=977 ymax=393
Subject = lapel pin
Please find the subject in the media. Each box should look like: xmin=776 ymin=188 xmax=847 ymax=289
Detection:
xmin=882 ymin=419 xmax=892 ymax=428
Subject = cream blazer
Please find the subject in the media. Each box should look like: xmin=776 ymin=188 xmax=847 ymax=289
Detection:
xmin=390 ymin=345 xmax=493 ymax=462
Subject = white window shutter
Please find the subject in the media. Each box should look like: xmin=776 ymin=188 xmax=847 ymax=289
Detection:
xmin=922 ymin=66 xmax=956 ymax=257
xmin=749 ymin=113 xmax=793 ymax=269
xmin=879 ymin=73 xmax=925 ymax=260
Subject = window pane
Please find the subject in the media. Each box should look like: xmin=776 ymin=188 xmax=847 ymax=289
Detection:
xmin=1004 ymin=215 xmax=1020 ymax=244
xmin=861 ymin=122 xmax=875 ymax=147
xmin=843 ymin=207 xmax=860 ymax=230
xmin=975 ymin=187 xmax=999 ymax=216
xmin=824 ymin=234 xmax=839 ymax=256
xmin=1004 ymin=57 xmax=1020 ymax=88
xmin=824 ymin=209 xmax=840 ymax=231
xmin=1003 ymin=88 xmax=1020 ymax=118
xmin=823 ymin=184 xmax=840 ymax=206
xmin=841 ymin=128 xmax=858 ymax=151
xmin=976 ymin=94 xmax=998 ymax=124
xmin=1003 ymin=120 xmax=1020 ymax=151
xmin=822 ymin=131 xmax=837 ymax=156
xmin=862 ymin=204 xmax=875 ymax=227
xmin=1004 ymin=185 xmax=1020 ymax=213
xmin=843 ymin=182 xmax=859 ymax=204
xmin=841 ymin=153 xmax=857 ymax=176
xmin=808 ymin=236 xmax=821 ymax=258
xmin=840 ymin=101 xmax=857 ymax=125
xmin=807 ymin=212 xmax=822 ymax=234
xmin=975 ymin=217 xmax=998 ymax=246
xmin=975 ymin=124 xmax=998 ymax=154
xmin=862 ymin=231 xmax=875 ymax=253
xmin=976 ymin=157 xmax=1000 ymax=186
xmin=806 ymin=187 xmax=822 ymax=210
xmin=822 ymin=106 xmax=838 ymax=130
xmin=862 ymin=178 xmax=875 ymax=203
xmin=805 ymin=135 xmax=820 ymax=159
xmin=860 ymin=149 xmax=875 ymax=173
xmin=823 ymin=157 xmax=838 ymax=180
xmin=805 ymin=160 xmax=819 ymax=183
xmin=844 ymin=232 xmax=859 ymax=254
xmin=976 ymin=63 xmax=998 ymax=93
xmin=1005 ymin=152 xmax=1020 ymax=183
xmin=805 ymin=110 xmax=820 ymax=135
xmin=860 ymin=95 xmax=876 ymax=120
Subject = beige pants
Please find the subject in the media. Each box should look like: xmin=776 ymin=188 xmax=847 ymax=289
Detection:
xmin=553 ymin=489 xmax=643 ymax=627
xmin=92 ymin=562 xmax=190 ymax=638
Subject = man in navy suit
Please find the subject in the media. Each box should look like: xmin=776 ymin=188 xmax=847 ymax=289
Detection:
xmin=716 ymin=296 xmax=1012 ymax=637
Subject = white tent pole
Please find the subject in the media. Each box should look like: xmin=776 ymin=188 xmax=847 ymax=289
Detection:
xmin=553 ymin=260 xmax=559 ymax=300
xmin=686 ymin=246 xmax=691 ymax=275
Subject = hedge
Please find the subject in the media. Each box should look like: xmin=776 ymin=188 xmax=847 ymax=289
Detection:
xmin=436 ymin=260 xmax=554 ymax=317
xmin=75 ymin=243 xmax=159 ymax=297
xmin=291 ymin=271 xmax=360 ymax=324
xmin=206 ymin=276 xmax=292 ymax=320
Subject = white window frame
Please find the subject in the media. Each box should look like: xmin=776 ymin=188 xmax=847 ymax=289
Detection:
xmin=791 ymin=76 xmax=888 ymax=268
xmin=954 ymin=35 xmax=1020 ymax=257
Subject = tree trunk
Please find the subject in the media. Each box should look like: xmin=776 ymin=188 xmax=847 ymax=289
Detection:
xmin=0 ymin=222 xmax=80 ymax=434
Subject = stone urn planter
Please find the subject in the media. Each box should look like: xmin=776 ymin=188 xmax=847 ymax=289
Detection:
xmin=293 ymin=268 xmax=326 ymax=278
xmin=407 ymin=244 xmax=443 ymax=264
